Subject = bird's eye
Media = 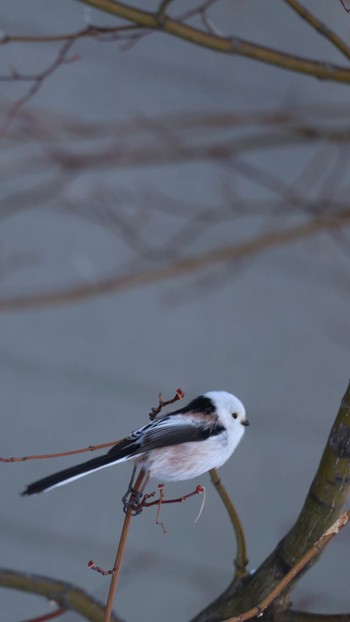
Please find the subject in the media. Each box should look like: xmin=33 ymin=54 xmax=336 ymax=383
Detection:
xmin=232 ymin=412 xmax=238 ymax=419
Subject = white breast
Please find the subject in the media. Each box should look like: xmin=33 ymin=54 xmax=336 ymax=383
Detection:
xmin=139 ymin=428 xmax=242 ymax=482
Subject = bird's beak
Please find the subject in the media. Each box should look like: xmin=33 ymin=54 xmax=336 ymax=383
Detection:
xmin=242 ymin=419 xmax=250 ymax=426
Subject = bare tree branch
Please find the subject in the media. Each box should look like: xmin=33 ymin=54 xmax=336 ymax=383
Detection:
xmin=3 ymin=2 xmax=349 ymax=83
xmin=0 ymin=40 xmax=76 ymax=137
xmin=192 ymin=380 xmax=350 ymax=622
xmin=209 ymin=469 xmax=248 ymax=579
xmin=0 ymin=24 xmax=144 ymax=46
xmin=0 ymin=568 xmax=123 ymax=622
xmin=284 ymin=0 xmax=350 ymax=60
xmin=225 ymin=511 xmax=350 ymax=622
xmin=0 ymin=207 xmax=349 ymax=312
xmin=73 ymin=0 xmax=350 ymax=84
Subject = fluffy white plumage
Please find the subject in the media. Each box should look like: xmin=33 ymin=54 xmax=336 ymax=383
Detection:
xmin=144 ymin=391 xmax=247 ymax=481
xmin=22 ymin=390 xmax=248 ymax=495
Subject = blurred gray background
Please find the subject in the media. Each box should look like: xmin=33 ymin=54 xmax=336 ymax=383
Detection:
xmin=1 ymin=1 xmax=350 ymax=621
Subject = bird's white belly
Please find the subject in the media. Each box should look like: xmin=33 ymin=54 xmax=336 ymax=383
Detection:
xmin=139 ymin=432 xmax=235 ymax=481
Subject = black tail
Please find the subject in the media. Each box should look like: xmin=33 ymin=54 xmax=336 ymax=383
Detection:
xmin=21 ymin=442 xmax=137 ymax=495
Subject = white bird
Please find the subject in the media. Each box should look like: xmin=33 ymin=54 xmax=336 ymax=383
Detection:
xmin=22 ymin=391 xmax=248 ymax=497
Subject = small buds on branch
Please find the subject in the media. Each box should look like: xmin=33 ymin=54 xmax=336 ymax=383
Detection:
xmin=90 ymin=481 xmax=205 ymax=570
xmin=139 ymin=482 xmax=205 ymax=534
xmin=149 ymin=387 xmax=185 ymax=420
xmin=88 ymin=561 xmax=115 ymax=576
xmin=140 ymin=483 xmax=205 ymax=509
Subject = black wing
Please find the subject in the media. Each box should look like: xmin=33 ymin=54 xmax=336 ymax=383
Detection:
xmin=108 ymin=413 xmax=224 ymax=457
xmin=22 ymin=414 xmax=224 ymax=495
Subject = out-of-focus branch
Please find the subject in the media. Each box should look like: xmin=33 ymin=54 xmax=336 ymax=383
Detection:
xmin=36 ymin=126 xmax=350 ymax=172
xmin=1 ymin=106 xmax=349 ymax=180
xmin=0 ymin=207 xmax=349 ymax=312
xmin=2 ymin=104 xmax=349 ymax=142
xmin=0 ymin=568 xmax=123 ymax=622
xmin=0 ymin=40 xmax=75 ymax=137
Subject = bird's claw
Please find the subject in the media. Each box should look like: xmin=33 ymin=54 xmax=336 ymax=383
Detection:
xmin=122 ymin=487 xmax=143 ymax=515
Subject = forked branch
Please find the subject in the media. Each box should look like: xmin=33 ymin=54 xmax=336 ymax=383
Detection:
xmin=225 ymin=510 xmax=350 ymax=622
xmin=0 ymin=208 xmax=349 ymax=312
xmin=193 ymin=379 xmax=350 ymax=621
xmin=3 ymin=3 xmax=349 ymax=83
xmin=74 ymin=0 xmax=350 ymax=84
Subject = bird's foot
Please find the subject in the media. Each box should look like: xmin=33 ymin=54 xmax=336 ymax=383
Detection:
xmin=122 ymin=487 xmax=144 ymax=515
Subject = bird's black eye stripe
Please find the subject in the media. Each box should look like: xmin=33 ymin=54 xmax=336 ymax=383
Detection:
xmin=232 ymin=412 xmax=238 ymax=419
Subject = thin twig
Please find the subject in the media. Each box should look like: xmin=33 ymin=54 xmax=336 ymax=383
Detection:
xmin=339 ymin=0 xmax=350 ymax=12
xmin=140 ymin=484 xmax=204 ymax=509
xmin=224 ymin=510 xmax=350 ymax=622
xmin=149 ymin=388 xmax=185 ymax=420
xmin=140 ymin=483 xmax=205 ymax=534
xmin=0 ymin=439 xmax=123 ymax=462
xmin=0 ymin=24 xmax=143 ymax=45
xmin=157 ymin=0 xmax=173 ymax=20
xmin=75 ymin=0 xmax=350 ymax=84
xmin=19 ymin=608 xmax=66 ymax=622
xmin=0 ymin=39 xmax=76 ymax=138
xmin=209 ymin=468 xmax=248 ymax=577
xmin=103 ymin=469 xmax=147 ymax=622
xmin=177 ymin=0 xmax=220 ymax=23
xmin=284 ymin=0 xmax=350 ymax=60
xmin=1 ymin=1 xmax=350 ymax=82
